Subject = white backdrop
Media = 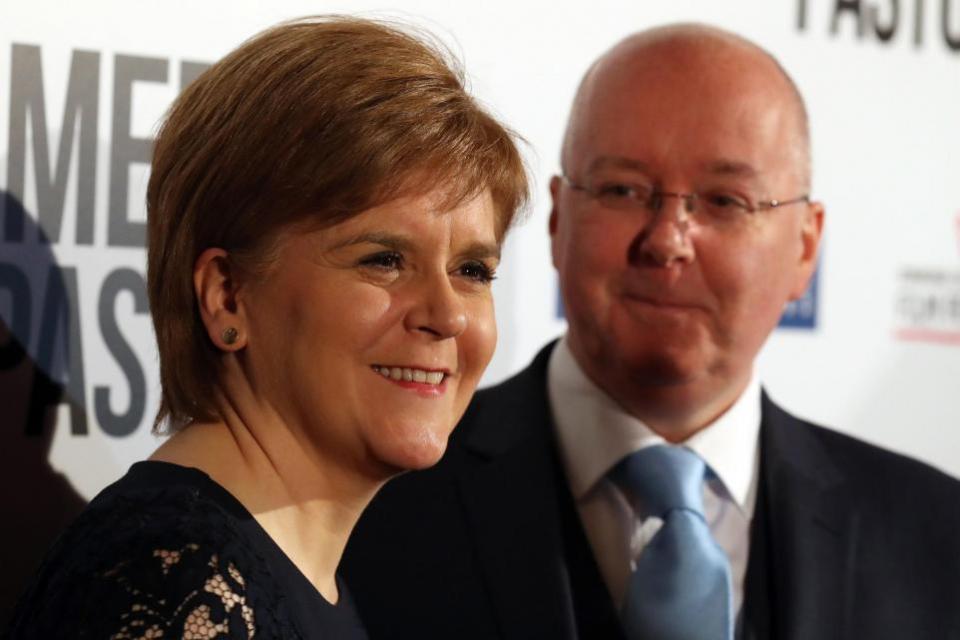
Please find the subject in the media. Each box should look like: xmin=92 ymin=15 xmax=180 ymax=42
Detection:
xmin=1 ymin=0 xmax=959 ymax=507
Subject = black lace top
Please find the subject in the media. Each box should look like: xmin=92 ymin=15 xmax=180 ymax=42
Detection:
xmin=4 ymin=461 xmax=369 ymax=639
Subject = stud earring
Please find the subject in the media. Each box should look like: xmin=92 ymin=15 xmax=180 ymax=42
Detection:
xmin=221 ymin=327 xmax=239 ymax=346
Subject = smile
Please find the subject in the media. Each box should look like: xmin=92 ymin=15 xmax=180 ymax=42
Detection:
xmin=372 ymin=365 xmax=446 ymax=385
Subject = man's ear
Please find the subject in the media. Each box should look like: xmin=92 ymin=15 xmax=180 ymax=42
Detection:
xmin=194 ymin=248 xmax=247 ymax=351
xmin=549 ymin=175 xmax=563 ymax=268
xmin=788 ymin=201 xmax=825 ymax=300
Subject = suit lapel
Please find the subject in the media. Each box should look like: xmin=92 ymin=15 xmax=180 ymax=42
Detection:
xmin=455 ymin=349 xmax=862 ymax=640
xmin=454 ymin=345 xmax=579 ymax=639
xmin=457 ymin=429 xmax=580 ymax=639
xmin=743 ymin=394 xmax=858 ymax=640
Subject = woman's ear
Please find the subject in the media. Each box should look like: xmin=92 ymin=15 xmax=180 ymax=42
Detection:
xmin=194 ymin=248 xmax=247 ymax=351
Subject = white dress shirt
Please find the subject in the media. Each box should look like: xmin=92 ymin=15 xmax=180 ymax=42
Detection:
xmin=547 ymin=336 xmax=761 ymax=614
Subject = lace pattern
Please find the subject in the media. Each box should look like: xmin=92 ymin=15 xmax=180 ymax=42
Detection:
xmin=5 ymin=483 xmax=301 ymax=640
xmin=104 ymin=544 xmax=256 ymax=639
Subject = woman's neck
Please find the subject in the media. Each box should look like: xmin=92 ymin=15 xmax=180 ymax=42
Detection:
xmin=150 ymin=407 xmax=382 ymax=604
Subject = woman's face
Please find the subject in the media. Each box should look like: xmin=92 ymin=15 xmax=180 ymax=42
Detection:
xmin=238 ymin=189 xmax=500 ymax=479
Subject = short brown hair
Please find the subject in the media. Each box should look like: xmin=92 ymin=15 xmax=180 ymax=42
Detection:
xmin=147 ymin=16 xmax=528 ymax=433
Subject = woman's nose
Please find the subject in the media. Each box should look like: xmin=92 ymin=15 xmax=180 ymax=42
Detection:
xmin=404 ymin=274 xmax=468 ymax=339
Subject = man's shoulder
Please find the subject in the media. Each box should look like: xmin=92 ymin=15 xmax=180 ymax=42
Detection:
xmin=764 ymin=397 xmax=960 ymax=513
xmin=449 ymin=342 xmax=556 ymax=451
xmin=821 ymin=423 xmax=957 ymax=485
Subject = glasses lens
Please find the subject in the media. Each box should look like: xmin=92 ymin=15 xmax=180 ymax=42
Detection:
xmin=590 ymin=180 xmax=655 ymax=211
xmin=696 ymin=191 xmax=752 ymax=224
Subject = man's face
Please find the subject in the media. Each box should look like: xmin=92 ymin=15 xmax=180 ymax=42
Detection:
xmin=550 ymin=43 xmax=822 ymax=408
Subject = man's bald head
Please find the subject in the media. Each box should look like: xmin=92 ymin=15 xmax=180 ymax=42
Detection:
xmin=561 ymin=23 xmax=811 ymax=190
xmin=549 ymin=23 xmax=824 ymax=437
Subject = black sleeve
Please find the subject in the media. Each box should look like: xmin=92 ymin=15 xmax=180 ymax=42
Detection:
xmin=4 ymin=487 xmax=294 ymax=640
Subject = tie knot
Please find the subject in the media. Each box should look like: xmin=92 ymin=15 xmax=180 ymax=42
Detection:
xmin=610 ymin=445 xmax=707 ymax=518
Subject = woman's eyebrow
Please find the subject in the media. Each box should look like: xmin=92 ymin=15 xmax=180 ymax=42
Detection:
xmin=331 ymin=232 xmax=415 ymax=252
xmin=458 ymin=241 xmax=501 ymax=262
xmin=330 ymin=233 xmax=499 ymax=261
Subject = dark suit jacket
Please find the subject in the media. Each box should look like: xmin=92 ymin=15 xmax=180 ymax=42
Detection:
xmin=342 ymin=343 xmax=960 ymax=639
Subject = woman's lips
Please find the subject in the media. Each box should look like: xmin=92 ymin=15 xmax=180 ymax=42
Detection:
xmin=371 ymin=365 xmax=450 ymax=395
xmin=372 ymin=365 xmax=446 ymax=384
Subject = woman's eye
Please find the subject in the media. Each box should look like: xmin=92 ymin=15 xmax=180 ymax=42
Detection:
xmin=359 ymin=251 xmax=403 ymax=270
xmin=458 ymin=261 xmax=496 ymax=284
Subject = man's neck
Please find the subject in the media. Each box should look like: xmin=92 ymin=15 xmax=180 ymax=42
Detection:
xmin=570 ymin=349 xmax=753 ymax=443
xmin=631 ymin=378 xmax=751 ymax=443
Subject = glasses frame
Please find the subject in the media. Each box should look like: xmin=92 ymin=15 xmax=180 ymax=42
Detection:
xmin=560 ymin=175 xmax=810 ymax=216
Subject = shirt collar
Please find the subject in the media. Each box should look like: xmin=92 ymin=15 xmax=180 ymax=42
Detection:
xmin=547 ymin=335 xmax=761 ymax=514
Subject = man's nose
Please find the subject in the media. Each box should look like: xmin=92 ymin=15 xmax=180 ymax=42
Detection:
xmin=629 ymin=195 xmax=696 ymax=267
xmin=404 ymin=273 xmax=468 ymax=339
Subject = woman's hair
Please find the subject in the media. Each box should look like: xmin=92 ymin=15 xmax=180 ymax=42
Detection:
xmin=147 ymin=16 xmax=529 ymax=433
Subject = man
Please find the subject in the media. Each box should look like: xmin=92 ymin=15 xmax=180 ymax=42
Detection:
xmin=342 ymin=24 xmax=960 ymax=639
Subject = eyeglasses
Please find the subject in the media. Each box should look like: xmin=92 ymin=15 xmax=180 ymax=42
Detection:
xmin=560 ymin=175 xmax=809 ymax=226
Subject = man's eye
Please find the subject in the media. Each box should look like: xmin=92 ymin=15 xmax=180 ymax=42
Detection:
xmin=593 ymin=183 xmax=655 ymax=211
xmin=359 ymin=251 xmax=403 ymax=270
xmin=597 ymin=184 xmax=645 ymax=199
xmin=458 ymin=260 xmax=496 ymax=284
xmin=704 ymin=193 xmax=750 ymax=210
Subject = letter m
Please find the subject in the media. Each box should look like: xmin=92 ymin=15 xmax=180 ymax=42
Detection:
xmin=5 ymin=45 xmax=99 ymax=244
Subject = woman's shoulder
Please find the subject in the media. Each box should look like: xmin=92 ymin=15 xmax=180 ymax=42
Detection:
xmin=5 ymin=462 xmax=300 ymax=640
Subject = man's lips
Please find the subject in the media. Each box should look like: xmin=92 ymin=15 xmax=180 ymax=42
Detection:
xmin=621 ymin=291 xmax=704 ymax=311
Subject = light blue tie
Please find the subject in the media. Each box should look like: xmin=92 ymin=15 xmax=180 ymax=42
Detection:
xmin=610 ymin=445 xmax=734 ymax=640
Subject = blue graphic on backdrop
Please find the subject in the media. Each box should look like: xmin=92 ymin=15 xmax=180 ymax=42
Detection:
xmin=779 ymin=264 xmax=819 ymax=329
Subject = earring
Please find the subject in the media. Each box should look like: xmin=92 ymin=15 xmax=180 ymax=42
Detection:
xmin=221 ymin=327 xmax=239 ymax=346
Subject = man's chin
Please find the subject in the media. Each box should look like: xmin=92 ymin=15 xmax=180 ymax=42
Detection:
xmin=610 ymin=347 xmax=710 ymax=389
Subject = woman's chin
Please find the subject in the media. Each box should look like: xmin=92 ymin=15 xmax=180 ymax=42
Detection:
xmin=368 ymin=428 xmax=451 ymax=475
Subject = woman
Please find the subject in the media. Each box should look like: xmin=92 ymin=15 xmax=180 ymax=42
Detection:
xmin=5 ymin=16 xmax=527 ymax=639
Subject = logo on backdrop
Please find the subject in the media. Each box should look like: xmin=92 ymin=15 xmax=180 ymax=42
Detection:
xmin=892 ymin=215 xmax=960 ymax=345
xmin=796 ymin=0 xmax=960 ymax=52
xmin=955 ymin=210 xmax=960 ymax=255
xmin=894 ymin=269 xmax=960 ymax=345
xmin=0 ymin=44 xmax=208 ymax=438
